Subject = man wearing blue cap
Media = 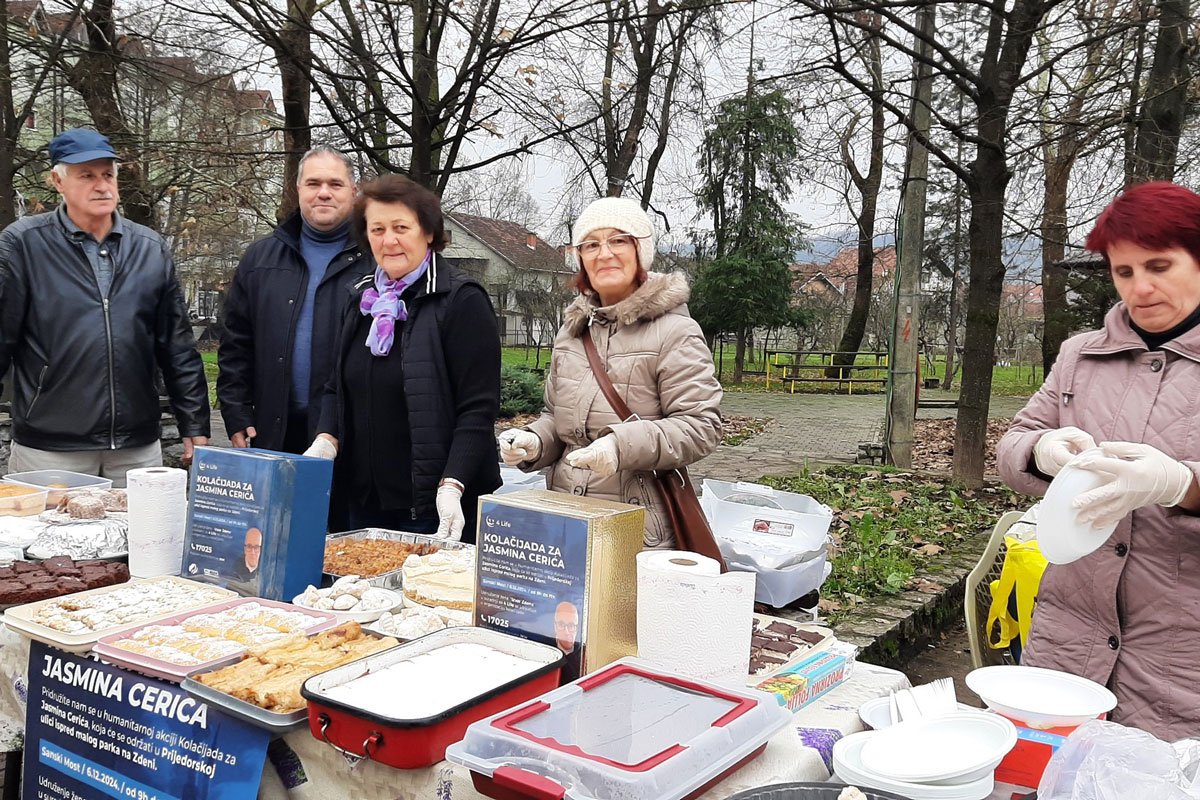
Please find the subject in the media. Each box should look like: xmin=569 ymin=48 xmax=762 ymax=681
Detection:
xmin=0 ymin=128 xmax=209 ymax=485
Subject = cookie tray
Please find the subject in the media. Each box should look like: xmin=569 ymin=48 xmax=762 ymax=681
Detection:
xmin=324 ymin=529 xmax=473 ymax=589
xmin=94 ymin=597 xmax=339 ymax=682
xmin=2 ymin=576 xmax=237 ymax=653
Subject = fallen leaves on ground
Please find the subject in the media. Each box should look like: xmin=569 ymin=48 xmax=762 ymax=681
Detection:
xmin=912 ymin=418 xmax=1009 ymax=475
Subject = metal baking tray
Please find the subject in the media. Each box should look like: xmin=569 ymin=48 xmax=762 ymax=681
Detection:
xmin=94 ymin=597 xmax=338 ymax=682
xmin=323 ymin=529 xmax=473 ymax=589
xmin=2 ymin=576 xmax=236 ymax=653
xmin=182 ymin=626 xmax=399 ymax=733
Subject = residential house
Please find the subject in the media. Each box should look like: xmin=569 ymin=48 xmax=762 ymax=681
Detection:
xmin=442 ymin=212 xmax=574 ymax=346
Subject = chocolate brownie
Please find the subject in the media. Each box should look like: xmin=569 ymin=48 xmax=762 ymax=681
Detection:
xmin=45 ymin=567 xmax=82 ymax=579
xmin=55 ymin=578 xmax=88 ymax=594
xmin=11 ymin=562 xmax=38 ymax=574
xmin=0 ymin=568 xmax=15 ymax=580
xmin=22 ymin=585 xmax=60 ymax=602
xmin=42 ymin=556 xmax=74 ymax=569
xmin=0 ymin=581 xmax=27 ymax=603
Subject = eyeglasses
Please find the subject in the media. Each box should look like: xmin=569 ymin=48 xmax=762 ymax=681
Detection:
xmin=575 ymin=233 xmax=640 ymax=258
xmin=245 ymin=544 xmax=263 ymax=552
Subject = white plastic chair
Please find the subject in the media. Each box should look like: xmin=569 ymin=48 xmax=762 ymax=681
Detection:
xmin=964 ymin=510 xmax=1026 ymax=670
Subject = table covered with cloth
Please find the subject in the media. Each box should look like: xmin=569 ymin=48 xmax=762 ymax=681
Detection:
xmin=0 ymin=625 xmax=909 ymax=799
xmin=258 ymin=662 xmax=909 ymax=799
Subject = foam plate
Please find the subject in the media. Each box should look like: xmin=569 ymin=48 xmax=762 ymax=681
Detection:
xmin=1036 ymin=456 xmax=1119 ymax=565
xmin=966 ymin=665 xmax=1116 ymax=728
xmin=833 ymin=731 xmax=995 ymax=800
xmin=859 ymin=712 xmax=1016 ymax=784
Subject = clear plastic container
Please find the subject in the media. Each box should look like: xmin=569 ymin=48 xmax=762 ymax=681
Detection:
xmin=0 ymin=484 xmax=49 ymax=517
xmin=4 ymin=469 xmax=113 ymax=509
xmin=446 ymin=657 xmax=791 ymax=800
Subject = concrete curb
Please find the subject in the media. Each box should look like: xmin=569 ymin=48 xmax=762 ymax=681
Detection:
xmin=765 ymin=525 xmax=993 ymax=671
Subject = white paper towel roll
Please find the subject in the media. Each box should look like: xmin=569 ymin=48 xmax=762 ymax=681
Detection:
xmin=636 ymin=550 xmax=756 ymax=685
xmin=126 ymin=467 xmax=188 ymax=578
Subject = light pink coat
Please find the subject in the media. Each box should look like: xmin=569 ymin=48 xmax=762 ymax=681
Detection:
xmin=998 ymin=303 xmax=1200 ymax=741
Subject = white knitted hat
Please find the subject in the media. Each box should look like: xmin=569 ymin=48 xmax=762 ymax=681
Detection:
xmin=572 ymin=197 xmax=656 ymax=271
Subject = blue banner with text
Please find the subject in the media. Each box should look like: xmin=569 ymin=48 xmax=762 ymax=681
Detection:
xmin=23 ymin=641 xmax=268 ymax=800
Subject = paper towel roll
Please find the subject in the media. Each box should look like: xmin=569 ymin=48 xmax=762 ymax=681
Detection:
xmin=126 ymin=467 xmax=188 ymax=578
xmin=636 ymin=550 xmax=756 ymax=685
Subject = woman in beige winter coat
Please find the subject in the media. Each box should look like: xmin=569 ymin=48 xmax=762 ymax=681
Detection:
xmin=998 ymin=182 xmax=1200 ymax=741
xmin=498 ymin=197 xmax=723 ymax=548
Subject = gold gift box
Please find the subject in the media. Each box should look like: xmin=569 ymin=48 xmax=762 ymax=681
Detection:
xmin=473 ymin=489 xmax=644 ymax=680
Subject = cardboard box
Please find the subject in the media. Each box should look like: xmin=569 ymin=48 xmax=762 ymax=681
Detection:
xmin=754 ymin=648 xmax=853 ymax=712
xmin=994 ymin=716 xmax=1078 ymax=788
xmin=473 ymin=489 xmax=644 ymax=682
xmin=182 ymin=447 xmax=332 ymax=601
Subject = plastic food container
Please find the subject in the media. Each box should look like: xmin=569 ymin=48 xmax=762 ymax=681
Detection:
xmin=302 ymin=626 xmax=562 ymax=769
xmin=728 ymin=552 xmax=831 ymax=608
xmin=323 ymin=529 xmax=472 ymax=589
xmin=2 ymin=576 xmax=236 ymax=653
xmin=446 ymin=656 xmax=792 ymax=800
xmin=727 ymin=783 xmax=914 ymax=800
xmin=0 ymin=484 xmax=49 ymax=517
xmin=3 ymin=470 xmax=113 ymax=509
xmin=94 ymin=597 xmax=338 ymax=682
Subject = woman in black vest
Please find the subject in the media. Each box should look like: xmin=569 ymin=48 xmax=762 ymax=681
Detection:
xmin=307 ymin=175 xmax=501 ymax=542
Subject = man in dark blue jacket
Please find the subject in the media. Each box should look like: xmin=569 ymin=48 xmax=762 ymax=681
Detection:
xmin=217 ymin=148 xmax=369 ymax=453
xmin=0 ymin=128 xmax=209 ymax=484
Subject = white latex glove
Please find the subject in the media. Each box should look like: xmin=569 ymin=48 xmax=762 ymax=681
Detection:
xmin=303 ymin=435 xmax=338 ymax=460
xmin=564 ymin=435 xmax=619 ymax=478
xmin=1072 ymin=441 xmax=1195 ymax=528
xmin=498 ymin=429 xmax=541 ymax=466
xmin=1034 ymin=426 xmax=1097 ymax=477
xmin=435 ymin=482 xmax=466 ymax=541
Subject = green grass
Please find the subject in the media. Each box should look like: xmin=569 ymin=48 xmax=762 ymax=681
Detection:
xmin=764 ymin=465 xmax=1022 ymax=621
xmin=201 ymin=350 xmax=218 ymax=408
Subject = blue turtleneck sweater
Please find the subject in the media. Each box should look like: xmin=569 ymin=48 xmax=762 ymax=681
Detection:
xmin=291 ymin=218 xmax=350 ymax=409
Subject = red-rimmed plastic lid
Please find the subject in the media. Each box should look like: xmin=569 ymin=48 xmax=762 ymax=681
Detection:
xmin=490 ymin=662 xmax=759 ymax=773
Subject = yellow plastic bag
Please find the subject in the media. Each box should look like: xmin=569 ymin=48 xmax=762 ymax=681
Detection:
xmin=986 ymin=535 xmax=1048 ymax=649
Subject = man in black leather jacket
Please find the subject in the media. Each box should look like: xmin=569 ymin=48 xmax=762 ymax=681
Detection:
xmin=217 ymin=148 xmax=368 ymax=453
xmin=0 ymin=129 xmax=209 ymax=484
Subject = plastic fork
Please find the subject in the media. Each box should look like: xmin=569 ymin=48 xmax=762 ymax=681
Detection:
xmin=890 ymin=678 xmax=958 ymax=723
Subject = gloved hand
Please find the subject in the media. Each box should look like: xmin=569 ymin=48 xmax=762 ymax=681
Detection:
xmin=1034 ymin=426 xmax=1097 ymax=477
xmin=564 ymin=435 xmax=619 ymax=477
xmin=303 ymin=435 xmax=338 ymax=460
xmin=1072 ymin=441 xmax=1195 ymax=528
xmin=435 ymin=480 xmax=466 ymax=541
xmin=498 ymin=429 xmax=541 ymax=466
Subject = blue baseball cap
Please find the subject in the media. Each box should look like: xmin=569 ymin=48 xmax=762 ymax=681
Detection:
xmin=48 ymin=128 xmax=118 ymax=165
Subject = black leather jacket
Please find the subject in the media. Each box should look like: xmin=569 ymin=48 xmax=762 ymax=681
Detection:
xmin=0 ymin=209 xmax=209 ymax=450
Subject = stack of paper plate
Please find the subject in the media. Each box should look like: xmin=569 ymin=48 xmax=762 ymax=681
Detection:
xmin=833 ymin=711 xmax=1016 ymax=800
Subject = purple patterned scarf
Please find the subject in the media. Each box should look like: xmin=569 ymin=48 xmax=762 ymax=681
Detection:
xmin=360 ymin=255 xmax=430 ymax=356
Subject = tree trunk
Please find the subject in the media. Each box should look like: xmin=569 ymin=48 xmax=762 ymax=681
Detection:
xmin=734 ymin=329 xmax=746 ymax=383
xmin=953 ymin=151 xmax=1010 ymax=486
xmin=410 ymin=0 xmax=441 ymax=187
xmin=1129 ymin=0 xmax=1191 ymax=184
xmin=271 ymin=0 xmax=316 ymax=219
xmin=831 ymin=22 xmax=885 ymax=378
xmin=0 ymin=0 xmax=14 ymax=227
xmin=1041 ymin=159 xmax=1072 ymax=374
xmin=66 ymin=0 xmax=154 ymax=227
xmin=942 ymin=265 xmax=960 ymax=390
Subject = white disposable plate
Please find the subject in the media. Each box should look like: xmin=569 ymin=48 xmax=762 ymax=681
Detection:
xmin=858 ymin=696 xmax=978 ymax=730
xmin=859 ymin=711 xmax=1016 ymax=785
xmin=833 ymin=731 xmax=994 ymax=800
xmin=292 ymin=588 xmax=403 ymax=624
xmin=966 ymin=665 xmax=1116 ymax=728
xmin=1036 ymin=456 xmax=1118 ymax=565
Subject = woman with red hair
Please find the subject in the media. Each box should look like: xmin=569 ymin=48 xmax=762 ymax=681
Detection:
xmin=998 ymin=181 xmax=1200 ymax=740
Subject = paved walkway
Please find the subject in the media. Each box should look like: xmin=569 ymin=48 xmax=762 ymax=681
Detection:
xmin=204 ymin=388 xmax=1032 ymax=485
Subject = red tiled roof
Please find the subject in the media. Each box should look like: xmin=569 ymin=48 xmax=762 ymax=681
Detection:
xmin=448 ymin=212 xmax=570 ymax=274
xmin=792 ymin=245 xmax=896 ymax=296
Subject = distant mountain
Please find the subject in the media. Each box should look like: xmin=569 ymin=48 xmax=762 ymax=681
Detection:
xmin=797 ymin=229 xmax=895 ymax=263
